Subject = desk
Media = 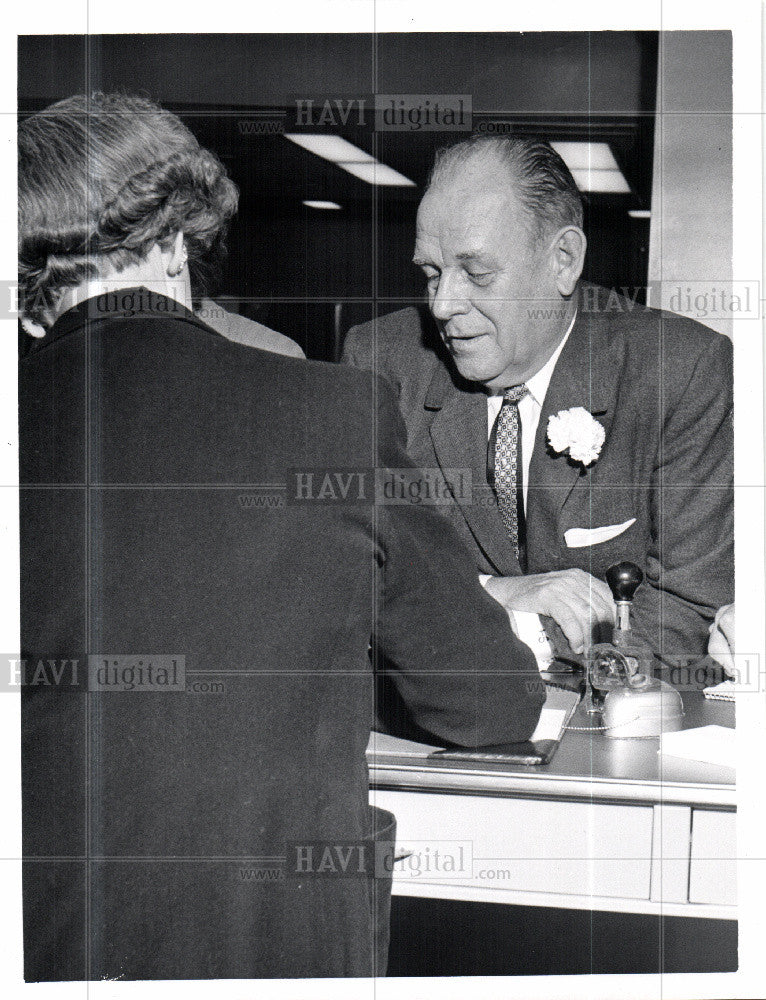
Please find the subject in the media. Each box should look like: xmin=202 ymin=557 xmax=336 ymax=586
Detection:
xmin=368 ymin=691 xmax=736 ymax=920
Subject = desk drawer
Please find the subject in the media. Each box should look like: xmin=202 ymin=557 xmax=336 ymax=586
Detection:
xmin=689 ymin=810 xmax=737 ymax=906
xmin=371 ymin=790 xmax=654 ymax=900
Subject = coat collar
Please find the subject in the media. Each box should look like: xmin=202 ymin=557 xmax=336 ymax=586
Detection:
xmin=25 ymin=287 xmax=221 ymax=355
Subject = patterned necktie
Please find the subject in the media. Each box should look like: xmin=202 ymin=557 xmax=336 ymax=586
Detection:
xmin=489 ymin=384 xmax=529 ymax=566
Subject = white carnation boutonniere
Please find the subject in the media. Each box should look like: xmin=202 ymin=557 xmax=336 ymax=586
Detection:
xmin=547 ymin=407 xmax=605 ymax=467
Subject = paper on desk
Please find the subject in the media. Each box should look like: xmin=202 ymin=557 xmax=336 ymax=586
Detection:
xmin=367 ymin=701 xmax=571 ymax=758
xmin=658 ymin=725 xmax=736 ymax=771
xmin=529 ymin=708 xmax=568 ymax=742
xmin=512 ymin=610 xmax=555 ymax=671
xmin=366 ymin=731 xmax=440 ymax=758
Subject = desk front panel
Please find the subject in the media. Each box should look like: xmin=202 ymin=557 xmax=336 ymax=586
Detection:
xmin=372 ymin=789 xmax=654 ymax=900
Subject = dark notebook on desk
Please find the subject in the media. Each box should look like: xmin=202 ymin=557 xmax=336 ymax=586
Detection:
xmin=429 ymin=683 xmax=583 ymax=766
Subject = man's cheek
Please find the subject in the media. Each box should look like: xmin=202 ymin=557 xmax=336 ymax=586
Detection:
xmin=472 ymin=301 xmax=496 ymax=330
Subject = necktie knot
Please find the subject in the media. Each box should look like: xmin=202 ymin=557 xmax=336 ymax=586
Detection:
xmin=502 ymin=384 xmax=528 ymax=406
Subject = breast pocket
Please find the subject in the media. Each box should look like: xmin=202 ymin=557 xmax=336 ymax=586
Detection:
xmin=564 ymin=518 xmax=636 ymax=549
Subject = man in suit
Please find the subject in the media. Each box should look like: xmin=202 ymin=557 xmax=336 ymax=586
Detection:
xmin=343 ymin=136 xmax=733 ymax=664
xmin=19 ymin=96 xmax=543 ymax=981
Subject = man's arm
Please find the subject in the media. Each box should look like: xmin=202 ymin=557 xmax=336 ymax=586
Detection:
xmin=633 ymin=333 xmax=734 ymax=658
xmin=373 ymin=380 xmax=545 ymax=747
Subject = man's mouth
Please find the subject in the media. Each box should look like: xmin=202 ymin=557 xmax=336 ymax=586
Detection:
xmin=444 ymin=331 xmax=488 ymax=347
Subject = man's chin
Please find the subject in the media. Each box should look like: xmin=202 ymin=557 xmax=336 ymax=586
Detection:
xmin=446 ymin=344 xmax=527 ymax=389
xmin=450 ymin=354 xmax=501 ymax=386
xmin=453 ymin=361 xmax=527 ymax=392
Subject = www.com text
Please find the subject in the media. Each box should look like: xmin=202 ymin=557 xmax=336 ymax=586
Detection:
xmin=238 ymin=120 xmax=285 ymax=136
xmin=238 ymin=493 xmax=286 ymax=509
xmin=239 ymin=867 xmax=285 ymax=882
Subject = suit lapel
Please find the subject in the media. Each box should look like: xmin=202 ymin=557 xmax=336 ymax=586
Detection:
xmin=425 ymin=362 xmax=521 ymax=575
xmin=526 ymin=294 xmax=617 ymax=569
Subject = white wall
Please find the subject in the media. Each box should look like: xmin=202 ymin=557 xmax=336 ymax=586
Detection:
xmin=648 ymin=31 xmax=733 ymax=337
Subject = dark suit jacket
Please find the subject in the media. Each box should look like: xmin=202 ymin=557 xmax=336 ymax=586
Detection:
xmin=19 ymin=289 xmax=542 ymax=981
xmin=343 ymin=285 xmax=734 ymax=660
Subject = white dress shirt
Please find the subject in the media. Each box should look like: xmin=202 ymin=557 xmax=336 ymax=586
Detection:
xmin=481 ymin=312 xmax=577 ymax=667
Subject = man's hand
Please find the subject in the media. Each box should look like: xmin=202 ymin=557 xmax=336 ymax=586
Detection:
xmin=483 ymin=569 xmax=616 ymax=655
xmin=708 ymin=603 xmax=735 ymax=677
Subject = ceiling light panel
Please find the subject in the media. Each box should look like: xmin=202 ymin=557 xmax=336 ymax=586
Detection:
xmin=338 ymin=162 xmax=416 ymax=187
xmin=551 ymin=141 xmax=620 ymax=171
xmin=285 ymin=134 xmax=375 ymax=163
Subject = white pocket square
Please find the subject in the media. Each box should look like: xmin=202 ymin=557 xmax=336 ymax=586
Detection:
xmin=564 ymin=518 xmax=636 ymax=548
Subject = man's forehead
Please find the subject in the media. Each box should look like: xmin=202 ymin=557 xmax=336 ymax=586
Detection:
xmin=421 ymin=173 xmax=514 ymax=213
xmin=415 ymin=180 xmax=522 ymax=258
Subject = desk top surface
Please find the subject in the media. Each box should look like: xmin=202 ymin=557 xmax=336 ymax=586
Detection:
xmin=368 ymin=691 xmax=736 ymax=808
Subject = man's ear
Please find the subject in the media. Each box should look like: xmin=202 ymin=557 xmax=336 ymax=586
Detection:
xmin=549 ymin=225 xmax=586 ymax=297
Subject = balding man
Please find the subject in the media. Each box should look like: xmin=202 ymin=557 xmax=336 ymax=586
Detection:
xmin=344 ymin=136 xmax=733 ymax=666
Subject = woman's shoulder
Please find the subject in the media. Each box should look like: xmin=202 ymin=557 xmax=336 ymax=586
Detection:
xmin=197 ymin=299 xmax=305 ymax=358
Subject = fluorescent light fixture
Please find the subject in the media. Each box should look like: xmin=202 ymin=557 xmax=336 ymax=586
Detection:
xmin=302 ymin=200 xmax=342 ymax=210
xmin=338 ymin=161 xmax=416 ymax=187
xmin=284 ymin=134 xmax=375 ymax=163
xmin=285 ymin=132 xmax=415 ymax=187
xmin=628 ymin=209 xmax=651 ymax=219
xmin=551 ymin=141 xmax=620 ymax=171
xmin=570 ymin=167 xmax=631 ymax=194
xmin=552 ymin=142 xmax=631 ymax=194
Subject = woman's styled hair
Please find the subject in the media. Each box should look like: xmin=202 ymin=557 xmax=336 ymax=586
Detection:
xmin=18 ymin=92 xmax=239 ymax=326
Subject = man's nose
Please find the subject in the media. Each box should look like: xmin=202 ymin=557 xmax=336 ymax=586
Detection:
xmin=430 ymin=271 xmax=470 ymax=322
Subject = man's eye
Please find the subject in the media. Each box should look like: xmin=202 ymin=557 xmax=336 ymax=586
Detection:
xmin=423 ymin=270 xmax=440 ymax=288
xmin=467 ymin=271 xmax=492 ymax=284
